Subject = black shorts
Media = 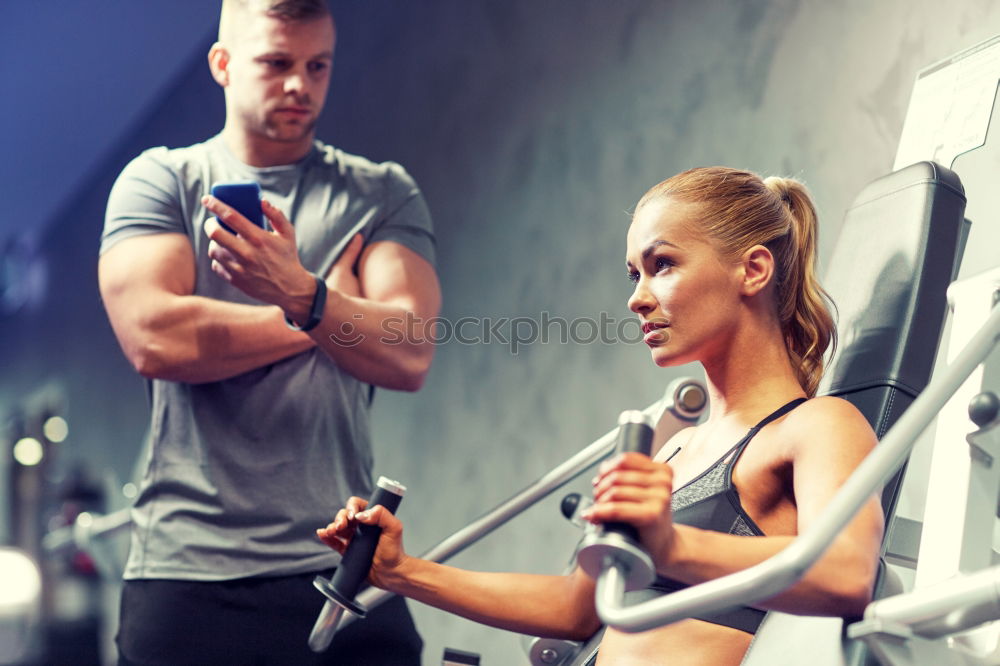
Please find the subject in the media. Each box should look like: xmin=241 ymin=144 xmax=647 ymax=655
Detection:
xmin=117 ymin=570 xmax=422 ymax=665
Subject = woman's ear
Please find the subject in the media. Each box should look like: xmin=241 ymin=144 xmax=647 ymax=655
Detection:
xmin=208 ymin=42 xmax=230 ymax=87
xmin=740 ymin=245 xmax=775 ymax=297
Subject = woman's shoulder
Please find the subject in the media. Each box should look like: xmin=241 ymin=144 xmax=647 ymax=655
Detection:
xmin=778 ymin=395 xmax=878 ymax=455
xmin=790 ymin=394 xmax=867 ymax=420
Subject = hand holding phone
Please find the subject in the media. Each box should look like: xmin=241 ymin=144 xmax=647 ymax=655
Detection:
xmin=210 ymin=181 xmax=267 ymax=233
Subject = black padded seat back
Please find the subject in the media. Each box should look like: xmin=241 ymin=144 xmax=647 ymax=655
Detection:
xmin=740 ymin=163 xmax=968 ymax=666
xmin=818 ymin=161 xmax=967 ymax=524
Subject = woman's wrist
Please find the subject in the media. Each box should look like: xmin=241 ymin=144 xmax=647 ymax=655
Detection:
xmin=379 ymin=554 xmax=419 ymax=594
xmin=652 ymin=524 xmax=686 ymax=575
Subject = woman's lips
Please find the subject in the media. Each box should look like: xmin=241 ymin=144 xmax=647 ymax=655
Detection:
xmin=642 ymin=322 xmax=670 ymax=345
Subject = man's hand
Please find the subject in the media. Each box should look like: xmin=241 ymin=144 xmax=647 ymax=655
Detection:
xmin=203 ymin=192 xmax=441 ymax=390
xmin=202 ymin=196 xmax=316 ymax=319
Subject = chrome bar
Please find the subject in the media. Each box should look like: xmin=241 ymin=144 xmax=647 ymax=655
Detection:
xmin=307 ymin=601 xmax=346 ymax=652
xmin=854 ymin=563 xmax=1000 ymax=639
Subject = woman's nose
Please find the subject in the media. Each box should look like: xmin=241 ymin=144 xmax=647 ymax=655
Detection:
xmin=628 ymin=279 xmax=655 ymax=314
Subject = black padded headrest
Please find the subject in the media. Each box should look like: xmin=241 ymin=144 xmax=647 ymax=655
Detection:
xmin=819 ymin=161 xmax=967 ymax=519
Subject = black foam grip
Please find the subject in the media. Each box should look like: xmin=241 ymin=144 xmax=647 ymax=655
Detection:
xmin=329 ymin=485 xmax=403 ymax=602
xmin=605 ymin=419 xmax=655 ymax=543
xmin=618 ymin=420 xmax=654 ymax=456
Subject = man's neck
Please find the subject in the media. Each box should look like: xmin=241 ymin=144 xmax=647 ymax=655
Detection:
xmin=221 ymin=125 xmax=314 ymax=168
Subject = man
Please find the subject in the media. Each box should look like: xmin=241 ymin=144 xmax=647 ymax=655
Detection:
xmin=98 ymin=1 xmax=440 ymax=663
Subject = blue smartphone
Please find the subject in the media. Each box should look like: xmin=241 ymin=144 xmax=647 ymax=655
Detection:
xmin=210 ymin=181 xmax=267 ymax=233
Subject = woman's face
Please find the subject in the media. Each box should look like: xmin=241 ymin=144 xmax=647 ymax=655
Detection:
xmin=625 ymin=196 xmax=745 ymax=367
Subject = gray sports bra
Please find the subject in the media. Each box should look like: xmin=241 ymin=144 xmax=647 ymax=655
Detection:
xmin=632 ymin=397 xmax=808 ymax=633
xmin=582 ymin=398 xmax=807 ymax=665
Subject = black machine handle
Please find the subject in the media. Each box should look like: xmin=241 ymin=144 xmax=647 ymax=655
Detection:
xmin=319 ymin=476 xmax=406 ymax=616
xmin=603 ymin=410 xmax=655 ymax=543
xmin=574 ymin=409 xmax=658 ymax=590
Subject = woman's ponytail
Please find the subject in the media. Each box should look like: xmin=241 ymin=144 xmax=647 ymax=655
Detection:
xmin=762 ymin=177 xmax=836 ymax=397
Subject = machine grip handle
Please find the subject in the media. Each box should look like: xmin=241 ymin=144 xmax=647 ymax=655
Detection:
xmin=330 ymin=477 xmax=406 ymax=602
xmin=604 ymin=411 xmax=655 ymax=542
xmin=616 ymin=410 xmax=655 ymax=456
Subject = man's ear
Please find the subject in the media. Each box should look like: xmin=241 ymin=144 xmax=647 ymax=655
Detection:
xmin=740 ymin=245 xmax=775 ymax=297
xmin=208 ymin=42 xmax=230 ymax=87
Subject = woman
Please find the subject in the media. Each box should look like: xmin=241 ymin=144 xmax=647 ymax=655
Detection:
xmin=317 ymin=167 xmax=885 ymax=665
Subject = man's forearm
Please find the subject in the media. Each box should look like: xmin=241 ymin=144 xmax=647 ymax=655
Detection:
xmin=124 ymin=293 xmax=315 ymax=384
xmin=305 ymin=290 xmax=435 ymax=391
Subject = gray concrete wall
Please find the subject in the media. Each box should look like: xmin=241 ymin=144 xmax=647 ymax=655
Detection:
xmin=3 ymin=1 xmax=1000 ymax=663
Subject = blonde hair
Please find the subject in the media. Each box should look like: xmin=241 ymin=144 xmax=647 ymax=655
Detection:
xmin=636 ymin=167 xmax=836 ymax=397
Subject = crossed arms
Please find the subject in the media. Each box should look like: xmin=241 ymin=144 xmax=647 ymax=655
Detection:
xmin=99 ymin=195 xmax=441 ymax=388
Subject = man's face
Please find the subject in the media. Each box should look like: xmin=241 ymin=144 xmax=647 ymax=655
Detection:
xmin=221 ymin=12 xmax=335 ymax=145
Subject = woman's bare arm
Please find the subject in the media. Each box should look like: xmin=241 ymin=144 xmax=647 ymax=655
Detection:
xmin=317 ymin=501 xmax=601 ymax=640
xmin=586 ymin=396 xmax=884 ymax=617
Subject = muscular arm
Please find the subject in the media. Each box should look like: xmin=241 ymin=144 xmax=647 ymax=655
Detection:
xmin=98 ymin=233 xmax=315 ymax=383
xmin=302 ymin=238 xmax=441 ymax=391
xmin=590 ymin=397 xmax=885 ymax=617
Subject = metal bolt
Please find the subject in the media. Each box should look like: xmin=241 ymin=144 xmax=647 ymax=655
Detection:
xmin=969 ymin=391 xmax=1000 ymax=428
xmin=678 ymin=383 xmax=707 ymax=412
xmin=539 ymin=648 xmax=559 ymax=663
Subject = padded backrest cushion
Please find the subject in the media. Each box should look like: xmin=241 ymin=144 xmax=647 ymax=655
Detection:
xmin=740 ymin=164 xmax=967 ymax=666
xmin=818 ymin=160 xmax=967 ymax=519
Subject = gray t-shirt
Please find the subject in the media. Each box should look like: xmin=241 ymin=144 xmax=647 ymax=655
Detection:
xmin=102 ymin=135 xmax=435 ymax=580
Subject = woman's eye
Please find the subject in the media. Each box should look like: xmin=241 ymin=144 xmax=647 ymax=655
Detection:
xmin=626 ymin=270 xmax=639 ymax=284
xmin=654 ymin=257 xmax=674 ymax=272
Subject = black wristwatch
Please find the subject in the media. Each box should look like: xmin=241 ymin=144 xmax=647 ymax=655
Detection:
xmin=285 ymin=274 xmax=327 ymax=332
